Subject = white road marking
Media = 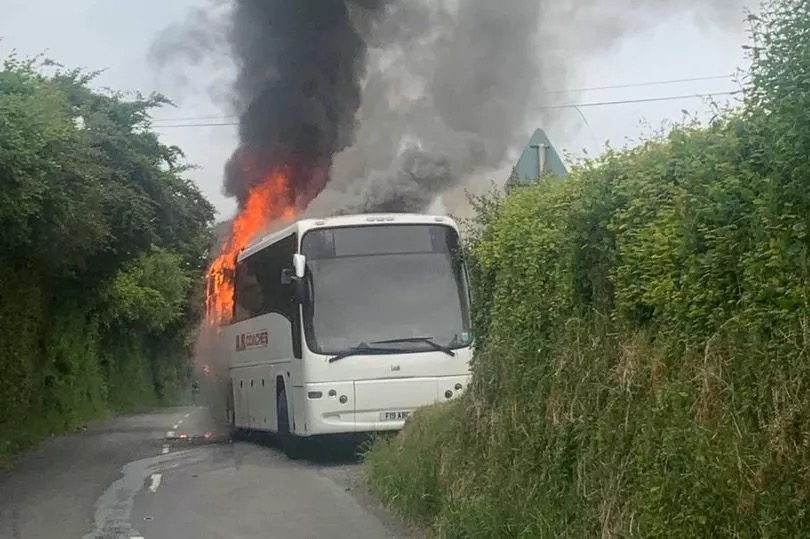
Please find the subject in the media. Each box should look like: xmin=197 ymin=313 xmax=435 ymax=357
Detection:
xmin=148 ymin=473 xmax=162 ymax=493
xmin=161 ymin=445 xmax=169 ymax=455
xmin=177 ymin=419 xmax=184 ymax=425
xmin=166 ymin=430 xmax=175 ymax=438
xmin=84 ymin=452 xmax=204 ymax=539
xmin=130 ymin=536 xmax=144 ymax=539
xmin=172 ymin=424 xmax=179 ymax=429
xmin=184 ymin=413 xmax=190 ymax=418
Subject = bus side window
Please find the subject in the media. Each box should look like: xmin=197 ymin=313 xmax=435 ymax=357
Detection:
xmin=234 ymin=261 xmax=262 ymax=322
xmin=245 ymin=234 xmax=297 ymax=320
xmin=234 ymin=234 xmax=302 ymax=358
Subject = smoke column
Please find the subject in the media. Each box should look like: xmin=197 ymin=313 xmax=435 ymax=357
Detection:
xmin=152 ymin=0 xmax=392 ymax=212
xmin=152 ymin=0 xmax=749 ymax=216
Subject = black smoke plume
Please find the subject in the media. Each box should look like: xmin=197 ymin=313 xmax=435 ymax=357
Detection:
xmin=227 ymin=0 xmax=396 ymax=209
xmin=152 ymin=0 xmax=391 ymax=210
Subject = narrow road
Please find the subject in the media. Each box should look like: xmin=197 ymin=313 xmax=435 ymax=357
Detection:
xmin=0 ymin=407 xmax=418 ymax=539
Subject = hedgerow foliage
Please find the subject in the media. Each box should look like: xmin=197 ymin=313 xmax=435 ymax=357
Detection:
xmin=364 ymin=1 xmax=810 ymax=536
xmin=0 ymin=56 xmax=215 ymax=464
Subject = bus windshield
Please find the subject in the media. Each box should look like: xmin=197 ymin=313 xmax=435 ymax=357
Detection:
xmin=300 ymin=224 xmax=472 ymax=355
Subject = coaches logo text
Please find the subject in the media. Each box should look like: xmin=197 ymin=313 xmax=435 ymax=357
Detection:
xmin=235 ymin=330 xmax=269 ymax=352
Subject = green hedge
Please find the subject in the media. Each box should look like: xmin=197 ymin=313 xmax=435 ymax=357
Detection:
xmin=364 ymin=1 xmax=810 ymax=536
xmin=0 ymin=57 xmax=214 ymax=465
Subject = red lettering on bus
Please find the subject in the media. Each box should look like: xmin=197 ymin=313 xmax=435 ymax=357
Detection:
xmin=235 ymin=330 xmax=269 ymax=352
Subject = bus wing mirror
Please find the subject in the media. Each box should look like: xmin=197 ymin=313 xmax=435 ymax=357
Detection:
xmin=292 ymin=279 xmax=306 ymax=304
xmin=293 ymin=254 xmax=306 ymax=279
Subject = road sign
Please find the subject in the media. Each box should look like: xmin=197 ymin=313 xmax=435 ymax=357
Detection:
xmin=508 ymin=128 xmax=567 ymax=187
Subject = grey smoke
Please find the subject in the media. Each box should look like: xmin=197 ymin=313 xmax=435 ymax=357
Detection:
xmin=148 ymin=1 xmax=233 ymax=105
xmin=307 ymin=0 xmax=750 ymax=217
xmin=151 ymin=0 xmax=751 ymax=218
xmin=313 ymin=148 xmax=454 ymax=215
xmin=307 ymin=0 xmax=542 ymax=217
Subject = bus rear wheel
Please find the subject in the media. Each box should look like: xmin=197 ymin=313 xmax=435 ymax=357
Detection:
xmin=277 ymin=386 xmax=303 ymax=460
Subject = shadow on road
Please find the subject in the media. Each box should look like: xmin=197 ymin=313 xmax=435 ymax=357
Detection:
xmin=235 ymin=430 xmax=393 ymax=465
xmin=165 ymin=429 xmax=397 ymax=466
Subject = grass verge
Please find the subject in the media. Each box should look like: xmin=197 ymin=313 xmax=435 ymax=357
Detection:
xmin=364 ymin=319 xmax=810 ymax=538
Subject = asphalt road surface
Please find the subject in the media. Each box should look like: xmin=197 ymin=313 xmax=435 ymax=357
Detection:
xmin=0 ymin=407 xmax=420 ymax=539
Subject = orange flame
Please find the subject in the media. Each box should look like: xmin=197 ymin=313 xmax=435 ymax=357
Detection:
xmin=205 ymin=169 xmax=297 ymax=327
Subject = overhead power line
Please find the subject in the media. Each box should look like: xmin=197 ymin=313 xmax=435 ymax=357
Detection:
xmin=151 ymin=90 xmax=741 ymax=129
xmin=152 ymin=113 xmax=238 ymax=123
xmin=150 ymin=74 xmax=737 ymax=124
xmin=542 ymin=90 xmax=741 ymax=110
xmin=546 ymin=74 xmax=736 ymax=95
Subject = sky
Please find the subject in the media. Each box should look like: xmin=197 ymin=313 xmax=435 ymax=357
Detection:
xmin=1 ymin=0 xmax=755 ymax=221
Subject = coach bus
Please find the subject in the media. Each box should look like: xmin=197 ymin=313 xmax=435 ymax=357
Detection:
xmin=224 ymin=213 xmax=473 ymax=458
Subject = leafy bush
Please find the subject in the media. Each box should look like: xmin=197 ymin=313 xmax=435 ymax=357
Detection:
xmin=0 ymin=56 xmax=215 ymax=465
xmin=364 ymin=1 xmax=810 ymax=536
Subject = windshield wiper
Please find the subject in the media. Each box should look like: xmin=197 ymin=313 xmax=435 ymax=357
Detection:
xmin=370 ymin=337 xmax=456 ymax=357
xmin=328 ymin=343 xmax=411 ymax=363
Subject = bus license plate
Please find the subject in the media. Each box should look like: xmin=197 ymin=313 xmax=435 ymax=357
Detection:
xmin=380 ymin=411 xmax=411 ymax=421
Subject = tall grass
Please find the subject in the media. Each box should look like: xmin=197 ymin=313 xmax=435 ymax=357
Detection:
xmin=365 ymin=317 xmax=810 ymax=537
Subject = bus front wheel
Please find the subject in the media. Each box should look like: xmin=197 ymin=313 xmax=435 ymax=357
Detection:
xmin=277 ymin=386 xmax=303 ymax=460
